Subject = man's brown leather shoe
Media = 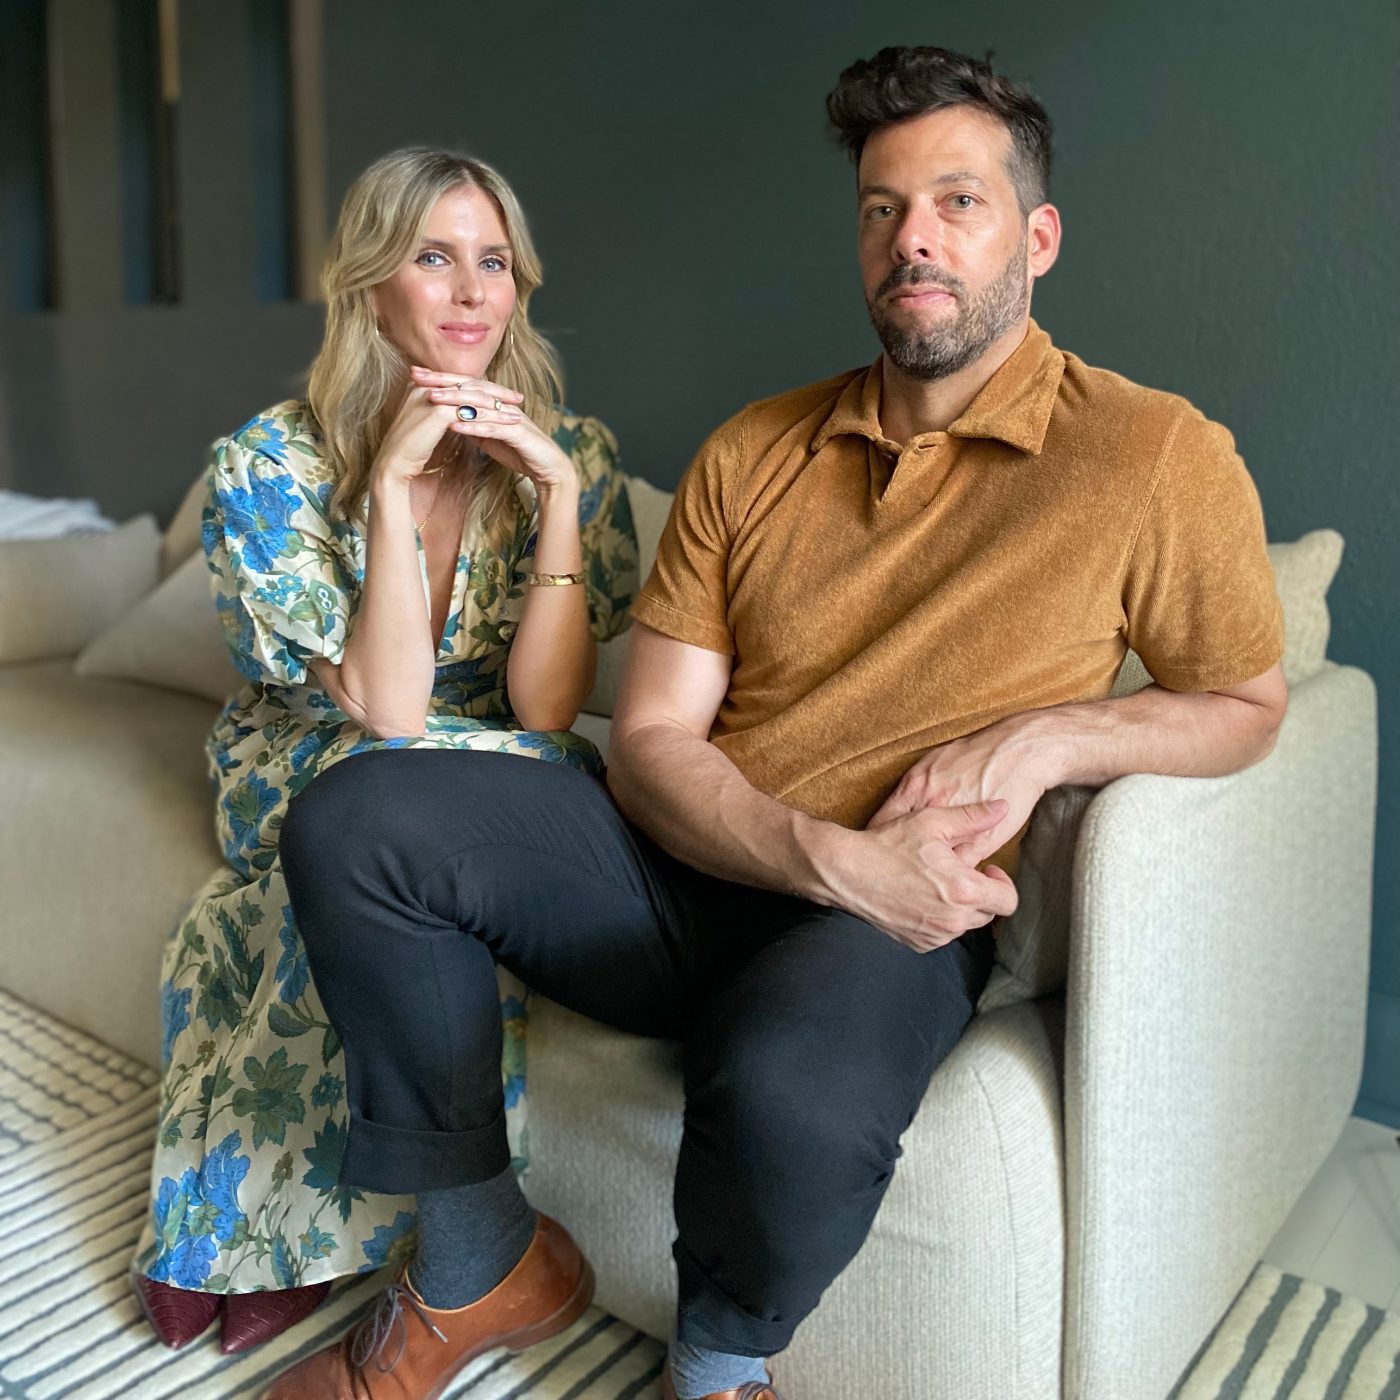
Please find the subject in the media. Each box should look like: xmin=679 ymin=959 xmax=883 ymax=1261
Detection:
xmin=260 ymin=1214 xmax=593 ymax=1399
xmin=661 ymin=1366 xmax=783 ymax=1400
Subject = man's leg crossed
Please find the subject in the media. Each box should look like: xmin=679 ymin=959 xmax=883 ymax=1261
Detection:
xmin=672 ymin=905 xmax=997 ymax=1362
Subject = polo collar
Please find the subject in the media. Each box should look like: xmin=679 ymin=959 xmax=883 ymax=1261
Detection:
xmin=811 ymin=319 xmax=1064 ymax=457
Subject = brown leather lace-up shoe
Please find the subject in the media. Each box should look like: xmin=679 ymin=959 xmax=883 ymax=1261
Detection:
xmin=661 ymin=1366 xmax=783 ymax=1400
xmin=260 ymin=1215 xmax=593 ymax=1399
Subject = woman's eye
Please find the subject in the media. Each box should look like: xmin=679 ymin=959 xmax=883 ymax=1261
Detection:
xmin=416 ymin=250 xmax=448 ymax=267
xmin=482 ymin=256 xmax=510 ymax=273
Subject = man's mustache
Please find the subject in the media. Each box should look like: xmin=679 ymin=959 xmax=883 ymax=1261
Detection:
xmin=874 ymin=265 xmax=966 ymax=302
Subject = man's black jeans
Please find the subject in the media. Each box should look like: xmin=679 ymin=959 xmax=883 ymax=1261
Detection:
xmin=279 ymin=748 xmax=995 ymax=1357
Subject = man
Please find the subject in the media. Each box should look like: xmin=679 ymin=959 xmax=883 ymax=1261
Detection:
xmin=273 ymin=45 xmax=1286 ymax=1400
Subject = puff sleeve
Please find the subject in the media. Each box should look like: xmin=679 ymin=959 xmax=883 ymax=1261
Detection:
xmin=203 ymin=412 xmax=357 ymax=687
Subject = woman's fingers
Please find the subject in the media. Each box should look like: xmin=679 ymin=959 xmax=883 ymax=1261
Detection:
xmin=425 ymin=385 xmax=523 ymax=420
xmin=410 ymin=365 xmax=523 ymax=402
xmin=449 ymin=413 xmax=538 ymax=442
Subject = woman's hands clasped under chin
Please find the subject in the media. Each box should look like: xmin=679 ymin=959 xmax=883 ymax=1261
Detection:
xmin=369 ymin=367 xmax=523 ymax=484
xmin=407 ymin=365 xmax=580 ymax=497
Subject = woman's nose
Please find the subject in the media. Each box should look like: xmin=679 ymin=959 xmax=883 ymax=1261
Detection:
xmin=453 ymin=268 xmax=484 ymax=305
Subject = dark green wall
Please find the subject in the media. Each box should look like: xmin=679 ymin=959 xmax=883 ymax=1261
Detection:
xmin=321 ymin=0 xmax=1399 ymax=1121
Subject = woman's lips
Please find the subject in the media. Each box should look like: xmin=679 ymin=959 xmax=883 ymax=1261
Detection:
xmin=438 ymin=323 xmax=490 ymax=345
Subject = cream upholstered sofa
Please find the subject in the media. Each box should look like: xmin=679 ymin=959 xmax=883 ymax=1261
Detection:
xmin=0 ymin=472 xmax=1377 ymax=1400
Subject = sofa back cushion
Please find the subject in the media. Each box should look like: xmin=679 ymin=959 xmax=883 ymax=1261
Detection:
xmin=0 ymin=515 xmax=160 ymax=665
xmin=75 ymin=549 xmax=243 ymax=702
xmin=161 ymin=472 xmax=208 ymax=578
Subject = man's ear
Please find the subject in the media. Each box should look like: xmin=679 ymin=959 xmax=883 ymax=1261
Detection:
xmin=1027 ymin=203 xmax=1061 ymax=279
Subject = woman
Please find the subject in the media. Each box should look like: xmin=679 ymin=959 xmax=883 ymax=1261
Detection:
xmin=131 ymin=147 xmax=638 ymax=1354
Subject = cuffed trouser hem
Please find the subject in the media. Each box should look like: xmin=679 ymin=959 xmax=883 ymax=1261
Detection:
xmin=673 ymin=1240 xmax=802 ymax=1358
xmin=340 ymin=1108 xmax=511 ymax=1193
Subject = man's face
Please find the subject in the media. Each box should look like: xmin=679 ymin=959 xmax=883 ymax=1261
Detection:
xmin=857 ymin=105 xmax=1033 ymax=381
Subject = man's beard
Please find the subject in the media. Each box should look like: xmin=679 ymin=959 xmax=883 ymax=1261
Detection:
xmin=867 ymin=235 xmax=1030 ymax=382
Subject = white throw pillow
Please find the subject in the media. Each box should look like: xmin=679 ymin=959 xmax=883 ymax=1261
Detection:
xmin=0 ymin=515 xmax=160 ymax=664
xmin=75 ymin=550 xmax=242 ymax=705
xmin=983 ymin=528 xmax=1346 ymax=1013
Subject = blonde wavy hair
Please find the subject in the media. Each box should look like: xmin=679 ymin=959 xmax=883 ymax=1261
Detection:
xmin=307 ymin=147 xmax=563 ymax=538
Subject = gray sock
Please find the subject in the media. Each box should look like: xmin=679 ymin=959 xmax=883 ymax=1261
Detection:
xmin=408 ymin=1167 xmax=537 ymax=1309
xmin=669 ymin=1336 xmax=769 ymax=1398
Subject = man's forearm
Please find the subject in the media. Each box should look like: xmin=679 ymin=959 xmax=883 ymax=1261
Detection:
xmin=606 ymin=721 xmax=842 ymax=901
xmin=1025 ymin=682 xmax=1285 ymax=790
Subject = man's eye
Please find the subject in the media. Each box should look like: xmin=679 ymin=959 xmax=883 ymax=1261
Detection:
xmin=949 ymin=194 xmax=976 ymax=210
xmin=865 ymin=205 xmax=895 ymax=222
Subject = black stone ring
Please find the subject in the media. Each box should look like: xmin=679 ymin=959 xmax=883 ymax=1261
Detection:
xmin=456 ymin=405 xmax=478 ymax=422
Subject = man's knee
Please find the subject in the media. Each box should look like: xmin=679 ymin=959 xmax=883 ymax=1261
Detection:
xmin=689 ymin=1004 xmax=916 ymax=1189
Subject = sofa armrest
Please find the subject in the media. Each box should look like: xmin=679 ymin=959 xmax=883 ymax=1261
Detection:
xmin=1061 ymin=660 xmax=1378 ymax=1400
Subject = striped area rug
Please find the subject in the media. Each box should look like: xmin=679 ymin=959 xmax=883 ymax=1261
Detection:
xmin=1170 ymin=1263 xmax=1400 ymax=1400
xmin=0 ymin=988 xmax=663 ymax=1399
xmin=1 ymin=985 xmax=1397 ymax=1399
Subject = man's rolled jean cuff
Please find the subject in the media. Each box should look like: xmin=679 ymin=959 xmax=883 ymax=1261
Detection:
xmin=340 ymin=1108 xmax=512 ymax=1194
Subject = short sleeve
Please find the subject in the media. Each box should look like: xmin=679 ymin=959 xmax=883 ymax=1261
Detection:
xmin=629 ymin=415 xmax=740 ymax=656
xmin=203 ymin=412 xmax=355 ymax=686
xmin=1122 ymin=407 xmax=1284 ymax=691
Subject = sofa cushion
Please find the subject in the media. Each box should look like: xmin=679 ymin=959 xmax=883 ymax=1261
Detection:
xmin=161 ymin=470 xmax=208 ymax=578
xmin=0 ymin=661 xmax=223 ymax=1066
xmin=74 ymin=550 xmax=243 ymax=704
xmin=0 ymin=515 xmax=160 ymax=664
xmin=986 ymin=528 xmax=1345 ymax=1013
xmin=524 ymin=992 xmax=1065 ymax=1396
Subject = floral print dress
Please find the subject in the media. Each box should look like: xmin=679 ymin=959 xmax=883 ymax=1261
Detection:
xmin=135 ymin=401 xmax=638 ymax=1294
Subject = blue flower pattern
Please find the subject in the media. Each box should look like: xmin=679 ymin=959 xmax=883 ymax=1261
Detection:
xmin=160 ymin=980 xmax=191 ymax=1068
xmin=139 ymin=400 xmax=638 ymax=1293
xmin=149 ymin=1131 xmax=251 ymax=1289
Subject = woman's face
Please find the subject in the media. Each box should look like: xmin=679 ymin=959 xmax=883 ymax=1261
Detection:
xmin=372 ymin=183 xmax=518 ymax=377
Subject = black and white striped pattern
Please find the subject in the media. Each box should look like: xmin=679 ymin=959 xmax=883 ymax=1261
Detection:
xmin=1170 ymin=1264 xmax=1400 ymax=1398
xmin=0 ymin=989 xmax=664 ymax=1399
xmin=1 ymin=987 xmax=1396 ymax=1399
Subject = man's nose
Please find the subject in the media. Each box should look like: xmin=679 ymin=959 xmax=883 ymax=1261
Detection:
xmin=891 ymin=208 xmax=939 ymax=264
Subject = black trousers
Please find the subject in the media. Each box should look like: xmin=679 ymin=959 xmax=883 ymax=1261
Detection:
xmin=279 ymin=749 xmax=994 ymax=1357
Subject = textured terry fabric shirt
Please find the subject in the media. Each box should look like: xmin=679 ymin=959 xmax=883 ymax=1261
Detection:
xmin=630 ymin=319 xmax=1284 ymax=874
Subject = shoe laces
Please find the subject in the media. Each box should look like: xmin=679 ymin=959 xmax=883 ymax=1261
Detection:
xmin=349 ymin=1280 xmax=449 ymax=1374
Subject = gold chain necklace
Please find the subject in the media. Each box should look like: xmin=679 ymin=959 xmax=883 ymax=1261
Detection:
xmin=414 ymin=475 xmax=444 ymax=533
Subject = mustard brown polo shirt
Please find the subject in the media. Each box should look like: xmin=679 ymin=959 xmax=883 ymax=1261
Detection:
xmin=630 ymin=320 xmax=1284 ymax=873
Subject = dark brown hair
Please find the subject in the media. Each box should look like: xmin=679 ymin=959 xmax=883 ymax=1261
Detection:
xmin=826 ymin=46 xmax=1052 ymax=214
